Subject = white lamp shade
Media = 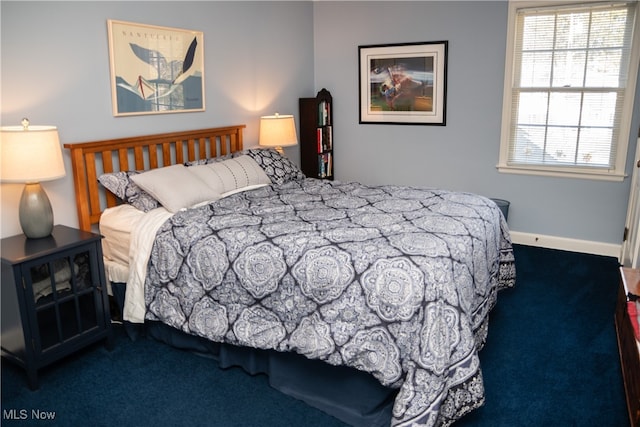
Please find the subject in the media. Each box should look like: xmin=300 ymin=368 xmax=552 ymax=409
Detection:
xmin=259 ymin=114 xmax=298 ymax=149
xmin=1 ymin=125 xmax=66 ymax=183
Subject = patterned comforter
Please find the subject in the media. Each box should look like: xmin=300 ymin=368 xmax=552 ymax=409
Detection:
xmin=143 ymin=178 xmax=516 ymax=426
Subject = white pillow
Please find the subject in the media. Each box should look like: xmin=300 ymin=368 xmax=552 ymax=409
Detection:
xmin=130 ymin=164 xmax=220 ymax=212
xmin=188 ymin=155 xmax=271 ymax=194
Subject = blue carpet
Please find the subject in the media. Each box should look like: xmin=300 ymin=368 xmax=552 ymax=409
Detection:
xmin=1 ymin=244 xmax=629 ymax=426
xmin=457 ymin=244 xmax=627 ymax=427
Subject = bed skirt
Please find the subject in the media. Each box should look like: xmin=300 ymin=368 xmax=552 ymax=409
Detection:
xmin=112 ymin=282 xmax=396 ymax=427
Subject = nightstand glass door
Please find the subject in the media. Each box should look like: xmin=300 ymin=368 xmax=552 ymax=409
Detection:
xmin=23 ymin=245 xmax=103 ymax=354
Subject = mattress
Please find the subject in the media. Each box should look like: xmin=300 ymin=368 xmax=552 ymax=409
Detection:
xmin=99 ymin=204 xmax=144 ymax=283
xmin=100 ymin=204 xmax=173 ymax=322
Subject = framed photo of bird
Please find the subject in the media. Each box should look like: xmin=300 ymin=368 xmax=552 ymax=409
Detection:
xmin=358 ymin=41 xmax=447 ymax=125
xmin=107 ymin=20 xmax=205 ymax=116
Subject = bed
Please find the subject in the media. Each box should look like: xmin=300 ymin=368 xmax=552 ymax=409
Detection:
xmin=64 ymin=125 xmax=516 ymax=427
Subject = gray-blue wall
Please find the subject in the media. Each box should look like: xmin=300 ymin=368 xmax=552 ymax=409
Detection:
xmin=313 ymin=1 xmax=640 ymax=252
xmin=2 ymin=1 xmax=639 ymax=253
xmin=1 ymin=1 xmax=314 ymax=237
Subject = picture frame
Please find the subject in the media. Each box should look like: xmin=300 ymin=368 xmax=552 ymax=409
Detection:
xmin=107 ymin=20 xmax=205 ymax=117
xmin=359 ymin=41 xmax=447 ymax=125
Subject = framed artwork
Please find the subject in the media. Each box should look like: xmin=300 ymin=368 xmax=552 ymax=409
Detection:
xmin=107 ymin=20 xmax=205 ymax=117
xmin=359 ymin=41 xmax=447 ymax=125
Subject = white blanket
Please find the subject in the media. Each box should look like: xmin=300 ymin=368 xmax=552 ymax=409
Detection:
xmin=122 ymin=207 xmax=173 ymax=323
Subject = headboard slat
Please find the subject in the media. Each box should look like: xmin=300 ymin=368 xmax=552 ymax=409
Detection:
xmin=161 ymin=142 xmax=171 ymax=167
xmin=210 ymin=137 xmax=218 ymax=158
xmin=134 ymin=146 xmax=145 ymax=170
xmin=187 ymin=138 xmax=196 ymax=161
xmin=230 ymin=134 xmax=240 ymax=153
xmin=64 ymin=125 xmax=246 ymax=231
xmin=118 ymin=149 xmax=129 ymax=171
xmin=100 ymin=151 xmax=118 ymax=208
xmin=175 ymin=140 xmax=185 ymax=164
xmin=85 ymin=152 xmax=102 ymax=227
xmin=221 ymin=136 xmax=229 ymax=156
xmin=198 ymin=138 xmax=206 ymax=159
xmin=102 ymin=150 xmax=114 ymax=173
xmin=149 ymin=144 xmax=159 ymax=169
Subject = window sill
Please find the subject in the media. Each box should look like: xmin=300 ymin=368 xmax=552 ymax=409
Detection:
xmin=496 ymin=164 xmax=627 ymax=182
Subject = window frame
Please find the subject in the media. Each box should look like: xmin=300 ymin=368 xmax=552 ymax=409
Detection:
xmin=498 ymin=0 xmax=640 ymax=181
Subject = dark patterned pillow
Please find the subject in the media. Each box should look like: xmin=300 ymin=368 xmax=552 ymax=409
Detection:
xmin=98 ymin=171 xmax=160 ymax=212
xmin=245 ymin=148 xmax=306 ymax=185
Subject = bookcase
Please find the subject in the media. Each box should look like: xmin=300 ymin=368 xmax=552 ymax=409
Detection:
xmin=299 ymin=88 xmax=333 ymax=180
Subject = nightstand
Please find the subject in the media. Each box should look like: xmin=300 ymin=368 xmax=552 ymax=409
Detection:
xmin=1 ymin=225 xmax=113 ymax=390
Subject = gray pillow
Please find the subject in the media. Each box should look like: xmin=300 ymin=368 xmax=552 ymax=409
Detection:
xmin=188 ymin=155 xmax=271 ymax=194
xmin=130 ymin=164 xmax=221 ymax=213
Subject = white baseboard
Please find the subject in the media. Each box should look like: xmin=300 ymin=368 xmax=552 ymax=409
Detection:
xmin=509 ymin=231 xmax=622 ymax=259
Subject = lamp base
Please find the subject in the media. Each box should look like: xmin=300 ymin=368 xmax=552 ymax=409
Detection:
xmin=19 ymin=183 xmax=54 ymax=239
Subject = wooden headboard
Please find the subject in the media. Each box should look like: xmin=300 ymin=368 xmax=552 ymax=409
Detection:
xmin=64 ymin=125 xmax=246 ymax=232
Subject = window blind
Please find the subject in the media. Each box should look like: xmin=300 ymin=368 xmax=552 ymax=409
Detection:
xmin=507 ymin=2 xmax=636 ymax=172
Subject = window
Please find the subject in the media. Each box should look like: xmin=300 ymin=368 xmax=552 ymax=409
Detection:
xmin=499 ymin=1 xmax=640 ymax=181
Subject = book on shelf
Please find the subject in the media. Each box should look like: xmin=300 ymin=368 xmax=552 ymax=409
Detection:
xmin=317 ymin=100 xmax=331 ymax=127
xmin=317 ymin=153 xmax=332 ymax=178
xmin=316 ymin=126 xmax=333 ymax=153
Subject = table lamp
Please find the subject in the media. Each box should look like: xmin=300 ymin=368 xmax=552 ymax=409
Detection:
xmin=258 ymin=113 xmax=298 ymax=155
xmin=1 ymin=119 xmax=66 ymax=238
